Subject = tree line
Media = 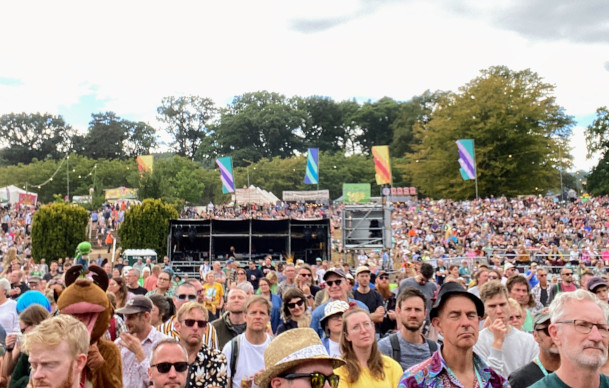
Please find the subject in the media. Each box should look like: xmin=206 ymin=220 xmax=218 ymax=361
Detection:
xmin=1 ymin=65 xmax=601 ymax=200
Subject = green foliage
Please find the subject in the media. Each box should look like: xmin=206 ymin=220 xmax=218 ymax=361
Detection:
xmin=0 ymin=113 xmax=74 ymax=165
xmin=118 ymin=199 xmax=179 ymax=256
xmin=586 ymin=152 xmax=609 ymax=195
xmin=31 ymin=203 xmax=89 ymax=262
xmin=351 ymin=97 xmax=401 ymax=153
xmin=404 ymin=66 xmax=574 ymax=199
xmin=585 ymin=106 xmax=609 ymax=158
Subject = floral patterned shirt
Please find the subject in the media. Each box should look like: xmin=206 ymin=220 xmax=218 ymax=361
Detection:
xmin=186 ymin=343 xmax=228 ymax=388
xmin=398 ymin=349 xmax=508 ymax=388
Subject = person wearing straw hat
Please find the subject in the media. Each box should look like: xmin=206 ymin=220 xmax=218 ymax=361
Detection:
xmin=254 ymin=328 xmax=345 ymax=388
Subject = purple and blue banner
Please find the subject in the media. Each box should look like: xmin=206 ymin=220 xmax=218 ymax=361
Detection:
xmin=457 ymin=139 xmax=476 ymax=180
xmin=216 ymin=157 xmax=235 ymax=193
xmin=304 ymin=148 xmax=319 ymax=184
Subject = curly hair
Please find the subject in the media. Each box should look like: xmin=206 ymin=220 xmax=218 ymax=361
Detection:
xmin=339 ymin=308 xmax=385 ymax=383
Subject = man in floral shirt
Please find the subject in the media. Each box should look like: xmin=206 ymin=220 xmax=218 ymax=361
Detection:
xmin=399 ymin=282 xmax=508 ymax=388
xmin=176 ymin=302 xmax=227 ymax=388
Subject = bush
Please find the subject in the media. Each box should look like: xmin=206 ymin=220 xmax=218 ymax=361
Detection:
xmin=118 ymin=199 xmax=179 ymax=257
xmin=31 ymin=203 xmax=89 ymax=262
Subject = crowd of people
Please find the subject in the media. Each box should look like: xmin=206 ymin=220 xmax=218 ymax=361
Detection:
xmin=1 ymin=195 xmax=609 ymax=387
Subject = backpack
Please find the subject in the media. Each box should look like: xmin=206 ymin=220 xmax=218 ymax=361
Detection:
xmin=229 ymin=335 xmax=241 ymax=381
xmin=389 ymin=332 xmax=437 ymax=362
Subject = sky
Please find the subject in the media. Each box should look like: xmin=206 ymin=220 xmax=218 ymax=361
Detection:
xmin=0 ymin=0 xmax=607 ymax=172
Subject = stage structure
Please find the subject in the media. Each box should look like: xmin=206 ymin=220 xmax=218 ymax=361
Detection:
xmin=341 ymin=204 xmax=392 ymax=253
xmin=168 ymin=218 xmax=331 ymax=277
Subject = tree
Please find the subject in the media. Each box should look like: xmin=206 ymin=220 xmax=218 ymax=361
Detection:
xmin=351 ymin=97 xmax=401 ymax=153
xmin=585 ymin=106 xmax=609 ymax=157
xmin=118 ymin=199 xmax=179 ymax=256
xmin=157 ymin=96 xmax=217 ymax=159
xmin=31 ymin=203 xmax=89 ymax=261
xmin=204 ymin=91 xmax=305 ymax=165
xmin=0 ymin=113 xmax=74 ymax=165
xmin=404 ymin=66 xmax=574 ymax=199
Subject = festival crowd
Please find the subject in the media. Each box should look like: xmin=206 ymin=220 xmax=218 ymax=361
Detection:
xmin=1 ymin=195 xmax=609 ymax=387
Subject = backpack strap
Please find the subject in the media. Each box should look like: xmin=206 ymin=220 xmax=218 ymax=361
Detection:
xmin=230 ymin=335 xmax=240 ymax=383
xmin=425 ymin=338 xmax=438 ymax=355
xmin=389 ymin=332 xmax=401 ymax=361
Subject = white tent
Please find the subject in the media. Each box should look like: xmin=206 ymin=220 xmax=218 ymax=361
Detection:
xmin=0 ymin=185 xmax=38 ymax=206
xmin=233 ymin=185 xmax=280 ymax=205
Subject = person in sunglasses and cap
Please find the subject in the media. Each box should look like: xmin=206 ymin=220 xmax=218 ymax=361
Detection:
xmin=176 ymin=301 xmax=227 ymax=388
xmin=398 ymin=282 xmax=508 ymax=388
xmin=254 ymin=328 xmax=345 ymax=388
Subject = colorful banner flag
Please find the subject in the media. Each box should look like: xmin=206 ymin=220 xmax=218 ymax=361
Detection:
xmin=304 ymin=148 xmax=319 ymax=184
xmin=457 ymin=139 xmax=476 ymax=180
xmin=342 ymin=183 xmax=371 ymax=203
xmin=136 ymin=155 xmax=154 ymax=173
xmin=372 ymin=146 xmax=392 ymax=185
xmin=216 ymin=157 xmax=235 ymax=193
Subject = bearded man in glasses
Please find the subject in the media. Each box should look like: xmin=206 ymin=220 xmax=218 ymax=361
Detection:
xmin=529 ymin=289 xmax=609 ymax=388
xmin=176 ymin=302 xmax=227 ymax=388
xmin=115 ymin=295 xmax=168 ymax=387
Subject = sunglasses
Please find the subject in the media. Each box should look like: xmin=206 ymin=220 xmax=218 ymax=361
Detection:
xmin=151 ymin=362 xmax=189 ymax=373
xmin=488 ymin=276 xmax=499 ymax=280
xmin=177 ymin=294 xmax=196 ymax=301
xmin=182 ymin=319 xmax=207 ymax=328
xmin=326 ymin=279 xmax=342 ymax=287
xmin=535 ymin=326 xmax=550 ymax=336
xmin=281 ymin=372 xmax=340 ymax=388
xmin=300 ymin=273 xmax=312 ymax=277
xmin=237 ymin=272 xmax=246 ymax=275
xmin=378 ymin=276 xmax=389 ymax=280
xmin=287 ymin=300 xmax=305 ymax=309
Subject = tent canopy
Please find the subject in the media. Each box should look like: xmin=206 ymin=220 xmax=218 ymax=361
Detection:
xmin=234 ymin=185 xmax=280 ymax=205
xmin=0 ymin=185 xmax=38 ymax=205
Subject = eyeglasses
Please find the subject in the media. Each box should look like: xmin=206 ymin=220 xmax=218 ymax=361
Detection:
xmin=562 ymin=273 xmax=573 ymax=276
xmin=237 ymin=272 xmax=246 ymax=275
xmin=20 ymin=326 xmax=30 ymax=334
xmin=379 ymin=276 xmax=388 ymax=280
xmin=326 ymin=279 xmax=342 ymax=287
xmin=300 ymin=273 xmax=312 ymax=277
xmin=158 ymin=277 xmax=170 ymax=282
xmin=538 ymin=274 xmax=547 ymax=277
xmin=150 ymin=362 xmax=189 ymax=373
xmin=556 ymin=320 xmax=609 ymax=338
xmin=281 ymin=372 xmax=340 ymax=388
xmin=287 ymin=300 xmax=305 ymax=309
xmin=176 ymin=294 xmax=196 ymax=301
xmin=535 ymin=326 xmax=550 ymax=336
xmin=348 ymin=320 xmax=373 ymax=333
xmin=510 ymin=315 xmax=523 ymax=320
xmin=488 ymin=276 xmax=499 ymax=280
xmin=182 ymin=319 xmax=207 ymax=328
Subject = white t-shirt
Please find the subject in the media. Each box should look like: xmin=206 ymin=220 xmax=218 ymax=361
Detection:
xmin=222 ymin=333 xmax=271 ymax=388
xmin=328 ymin=339 xmax=341 ymax=358
xmin=0 ymin=298 xmax=19 ymax=333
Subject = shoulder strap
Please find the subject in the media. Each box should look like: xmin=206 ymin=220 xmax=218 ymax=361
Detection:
xmin=425 ymin=338 xmax=438 ymax=354
xmin=389 ymin=332 xmax=401 ymax=361
xmin=230 ymin=335 xmax=240 ymax=380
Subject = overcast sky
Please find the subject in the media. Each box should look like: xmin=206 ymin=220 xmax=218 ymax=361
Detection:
xmin=1 ymin=0 xmax=607 ymax=171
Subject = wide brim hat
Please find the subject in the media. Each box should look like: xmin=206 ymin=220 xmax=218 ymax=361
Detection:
xmin=255 ymin=328 xmax=345 ymax=388
xmin=429 ymin=282 xmax=484 ymax=320
xmin=320 ymin=300 xmax=350 ymax=327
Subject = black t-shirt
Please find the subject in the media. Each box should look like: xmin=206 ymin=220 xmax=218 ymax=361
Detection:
xmin=508 ymin=361 xmax=549 ymax=388
xmin=540 ymin=287 xmax=549 ymax=306
xmin=246 ymin=268 xmax=264 ymax=289
xmin=353 ymin=289 xmax=384 ymax=331
xmin=128 ymin=285 xmax=148 ymax=296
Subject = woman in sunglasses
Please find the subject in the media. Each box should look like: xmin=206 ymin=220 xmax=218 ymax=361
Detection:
xmin=276 ymin=288 xmax=310 ymax=335
xmin=334 ymin=308 xmax=403 ymax=388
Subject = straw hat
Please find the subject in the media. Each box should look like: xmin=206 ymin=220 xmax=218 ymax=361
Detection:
xmin=254 ymin=328 xmax=345 ymax=388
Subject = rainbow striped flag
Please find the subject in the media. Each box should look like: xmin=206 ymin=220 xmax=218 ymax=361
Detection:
xmin=304 ymin=148 xmax=319 ymax=184
xmin=372 ymin=146 xmax=392 ymax=185
xmin=457 ymin=139 xmax=476 ymax=180
xmin=216 ymin=157 xmax=235 ymax=193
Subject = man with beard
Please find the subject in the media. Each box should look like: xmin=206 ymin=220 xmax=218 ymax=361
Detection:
xmin=115 ymin=295 xmax=168 ymax=388
xmin=23 ymin=314 xmax=89 ymax=388
xmin=548 ymin=267 xmax=577 ymax=305
xmin=176 ymin=302 xmax=227 ymax=388
xmin=508 ymin=313 xmax=561 ymax=388
xmin=530 ymin=289 xmax=609 ymax=388
xmin=378 ymin=287 xmax=437 ymax=370
xmin=375 ymin=270 xmax=397 ymax=336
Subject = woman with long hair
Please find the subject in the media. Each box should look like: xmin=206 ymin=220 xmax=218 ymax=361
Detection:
xmin=335 ymin=308 xmax=402 ymax=388
xmin=257 ymin=277 xmax=281 ymax=333
xmin=108 ymin=276 xmax=129 ymax=309
xmin=276 ymin=288 xmax=310 ymax=335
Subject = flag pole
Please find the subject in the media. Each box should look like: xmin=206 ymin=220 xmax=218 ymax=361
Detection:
xmin=473 ymin=139 xmax=479 ymax=199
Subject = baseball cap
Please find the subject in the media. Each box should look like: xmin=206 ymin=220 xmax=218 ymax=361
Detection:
xmin=116 ymin=295 xmax=153 ymax=315
xmin=504 ymin=262 xmax=515 ymax=271
xmin=533 ymin=312 xmax=550 ymax=328
xmin=226 ymin=259 xmax=235 ymax=265
xmin=430 ymin=282 xmax=484 ymax=320
xmin=323 ymin=267 xmax=346 ymax=281
xmin=316 ymin=257 xmax=322 ymax=262
xmin=587 ymin=277 xmax=608 ymax=292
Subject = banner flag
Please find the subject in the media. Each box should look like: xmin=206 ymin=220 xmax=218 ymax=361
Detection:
xmin=304 ymin=148 xmax=319 ymax=184
xmin=216 ymin=157 xmax=235 ymax=193
xmin=456 ymin=139 xmax=476 ymax=180
xmin=136 ymin=155 xmax=154 ymax=174
xmin=372 ymin=146 xmax=392 ymax=185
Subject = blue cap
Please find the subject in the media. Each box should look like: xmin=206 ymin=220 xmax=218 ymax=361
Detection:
xmin=17 ymin=290 xmax=51 ymax=314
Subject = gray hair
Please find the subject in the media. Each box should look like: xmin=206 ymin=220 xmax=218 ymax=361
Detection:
xmin=237 ymin=281 xmax=254 ymax=295
xmin=549 ymin=288 xmax=609 ymax=323
xmin=0 ymin=278 xmax=10 ymax=293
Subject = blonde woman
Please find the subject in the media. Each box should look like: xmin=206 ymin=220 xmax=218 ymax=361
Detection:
xmin=335 ymin=308 xmax=402 ymax=388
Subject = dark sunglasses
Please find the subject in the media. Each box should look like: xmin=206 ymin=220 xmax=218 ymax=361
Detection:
xmin=151 ymin=362 xmax=189 ymax=373
xmin=326 ymin=279 xmax=342 ymax=287
xmin=287 ymin=300 xmax=305 ymax=309
xmin=378 ymin=276 xmax=389 ymax=280
xmin=281 ymin=372 xmax=340 ymax=388
xmin=300 ymin=273 xmax=312 ymax=277
xmin=237 ymin=272 xmax=246 ymax=275
xmin=183 ymin=319 xmax=207 ymax=328
xmin=535 ymin=326 xmax=550 ymax=336
xmin=177 ymin=294 xmax=196 ymax=301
